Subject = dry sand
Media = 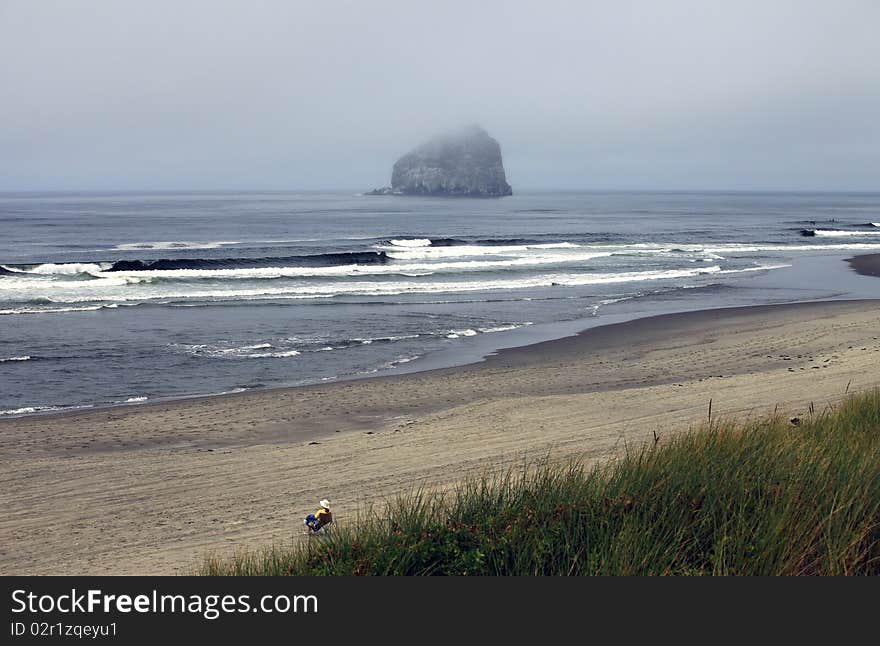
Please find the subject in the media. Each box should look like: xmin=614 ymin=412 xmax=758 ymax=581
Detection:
xmin=2 ymin=299 xmax=880 ymax=575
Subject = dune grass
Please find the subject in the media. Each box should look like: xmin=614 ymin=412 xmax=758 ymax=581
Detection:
xmin=201 ymin=390 xmax=880 ymax=575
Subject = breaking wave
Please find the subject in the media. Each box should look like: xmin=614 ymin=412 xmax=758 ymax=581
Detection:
xmin=386 ymin=238 xmax=432 ymax=248
xmin=0 ymin=304 xmax=112 ymax=315
xmin=446 ymin=329 xmax=478 ymax=339
xmin=4 ymin=230 xmax=863 ymax=315
xmin=382 ymin=237 xmax=467 ymax=247
xmin=104 ymin=251 xmax=389 ymax=271
xmin=4 ymin=263 xmax=106 ymax=275
xmin=0 ymin=404 xmax=93 ymax=417
xmin=801 ymin=229 xmax=880 ymax=237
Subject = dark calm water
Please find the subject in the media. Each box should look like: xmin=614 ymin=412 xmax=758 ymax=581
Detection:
xmin=2 ymin=191 xmax=879 ymax=416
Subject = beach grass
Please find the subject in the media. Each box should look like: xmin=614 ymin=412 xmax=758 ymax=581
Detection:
xmin=200 ymin=389 xmax=880 ymax=575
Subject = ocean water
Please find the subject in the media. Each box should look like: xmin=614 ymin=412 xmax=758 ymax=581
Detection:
xmin=1 ymin=191 xmax=879 ymax=416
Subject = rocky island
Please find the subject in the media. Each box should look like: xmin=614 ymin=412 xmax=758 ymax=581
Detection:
xmin=368 ymin=125 xmax=513 ymax=197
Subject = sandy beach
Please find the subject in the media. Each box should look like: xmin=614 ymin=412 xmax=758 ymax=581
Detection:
xmin=2 ymin=298 xmax=879 ymax=575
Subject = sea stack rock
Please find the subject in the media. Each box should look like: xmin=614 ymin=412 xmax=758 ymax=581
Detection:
xmin=369 ymin=125 xmax=513 ymax=197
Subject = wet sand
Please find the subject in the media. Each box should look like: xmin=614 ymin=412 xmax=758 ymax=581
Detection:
xmin=2 ymin=299 xmax=880 ymax=574
xmin=848 ymin=253 xmax=880 ymax=278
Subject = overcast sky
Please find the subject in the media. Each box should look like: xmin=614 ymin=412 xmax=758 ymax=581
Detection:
xmin=1 ymin=0 xmax=878 ymax=191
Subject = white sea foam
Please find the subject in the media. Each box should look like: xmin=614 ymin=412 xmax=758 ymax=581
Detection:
xmin=689 ymin=242 xmax=880 ymax=253
xmin=393 ymin=356 xmax=418 ymax=364
xmin=5 ymin=242 xmax=880 ymax=297
xmin=124 ymin=396 xmax=148 ymax=403
xmin=872 ymin=223 xmax=880 ymax=228
xmin=478 ymin=325 xmax=516 ymax=334
xmin=233 ymin=343 xmax=273 ymax=351
xmin=178 ymin=332 xmax=425 ymax=361
xmin=178 ymin=342 xmax=274 ymax=357
xmin=446 ymin=329 xmax=478 ymax=339
xmin=216 ymin=387 xmax=249 ymax=395
xmin=246 ymin=349 xmax=301 ymax=358
xmin=388 ymin=238 xmax=432 ymax=247
xmin=0 ymin=238 xmax=852 ymax=313
xmin=381 ymin=240 xmax=880 ymax=261
xmin=173 ymin=341 xmax=304 ymax=359
xmin=597 ymin=296 xmax=636 ymax=307
xmin=0 ymin=404 xmax=92 ymax=416
xmin=304 ymin=334 xmax=420 ymax=348
xmin=811 ymin=229 xmax=880 ymax=237
xmin=0 ymin=406 xmax=58 ymax=416
xmin=535 ymin=242 xmax=579 ymax=249
xmin=0 ymin=305 xmax=106 ymax=315
xmin=588 ymin=295 xmax=640 ymax=315
xmin=8 ymin=263 xmax=106 ymax=276
xmin=39 ymin=251 xmax=617 ymax=283
xmin=1 ymin=250 xmax=615 ymax=287
xmin=389 ymin=356 xmax=419 ymax=366
xmin=378 ymin=241 xmax=578 ymax=260
xmin=478 ymin=323 xmax=531 ymax=333
xmin=370 ymin=355 xmax=422 ymax=372
xmin=0 ymin=355 xmax=31 ymax=362
xmin=716 ymin=263 xmax=791 ymax=274
xmin=0 ymin=264 xmax=756 ymax=308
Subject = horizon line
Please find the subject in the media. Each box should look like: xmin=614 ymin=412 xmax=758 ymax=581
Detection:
xmin=1 ymin=187 xmax=879 ymax=196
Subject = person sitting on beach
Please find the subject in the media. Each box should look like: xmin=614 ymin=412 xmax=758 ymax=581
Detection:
xmin=304 ymin=499 xmax=332 ymax=533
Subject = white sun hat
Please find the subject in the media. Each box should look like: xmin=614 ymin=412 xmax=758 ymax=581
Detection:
xmin=320 ymin=499 xmax=331 ymax=509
